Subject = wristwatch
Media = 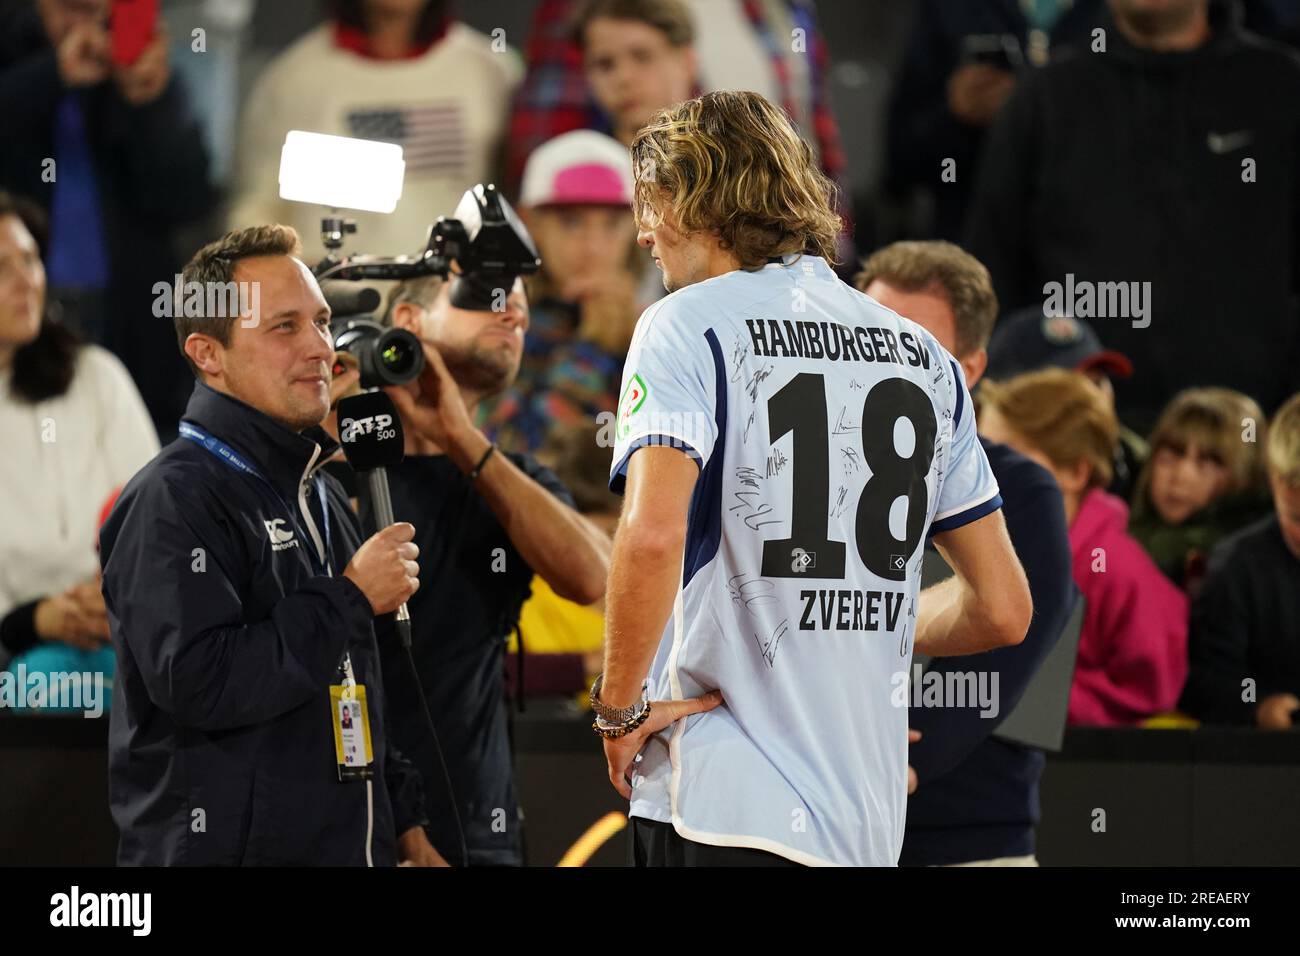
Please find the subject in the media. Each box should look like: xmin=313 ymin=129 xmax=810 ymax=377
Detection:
xmin=589 ymin=674 xmax=647 ymax=723
xmin=590 ymin=674 xmax=651 ymax=739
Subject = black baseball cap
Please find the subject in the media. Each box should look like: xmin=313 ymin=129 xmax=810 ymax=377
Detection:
xmin=986 ymin=307 xmax=1133 ymax=381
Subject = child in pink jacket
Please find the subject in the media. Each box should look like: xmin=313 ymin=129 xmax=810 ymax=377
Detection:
xmin=980 ymin=369 xmax=1188 ymax=725
xmin=1066 ymin=488 xmax=1188 ymax=724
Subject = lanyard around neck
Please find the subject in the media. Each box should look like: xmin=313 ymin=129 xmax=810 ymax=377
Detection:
xmin=179 ymin=421 xmax=333 ymax=576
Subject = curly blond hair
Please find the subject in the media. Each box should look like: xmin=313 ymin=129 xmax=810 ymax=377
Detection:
xmin=630 ymin=91 xmax=841 ymax=270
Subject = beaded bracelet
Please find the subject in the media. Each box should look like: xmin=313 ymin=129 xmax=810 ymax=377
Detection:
xmin=469 ymin=443 xmax=496 ymax=479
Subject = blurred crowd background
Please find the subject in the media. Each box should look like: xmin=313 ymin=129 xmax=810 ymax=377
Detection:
xmin=3 ymin=0 xmax=1300 ymax=865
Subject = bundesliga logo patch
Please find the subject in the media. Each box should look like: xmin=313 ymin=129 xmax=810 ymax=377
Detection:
xmin=617 ymin=373 xmax=648 ymax=441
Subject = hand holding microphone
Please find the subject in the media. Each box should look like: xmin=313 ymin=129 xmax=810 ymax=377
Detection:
xmin=334 ymin=389 xmax=418 ymax=645
xmin=343 ymin=523 xmax=419 ymax=615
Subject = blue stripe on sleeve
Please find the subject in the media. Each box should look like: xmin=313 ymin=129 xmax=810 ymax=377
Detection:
xmin=608 ymin=435 xmax=704 ymax=495
xmin=950 ymin=359 xmax=965 ymax=430
xmin=929 ymin=493 xmax=1003 ymax=535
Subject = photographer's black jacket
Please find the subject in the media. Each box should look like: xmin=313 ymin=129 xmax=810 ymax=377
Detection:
xmin=100 ymin=383 xmax=425 ymax=865
xmin=327 ymin=447 xmax=576 ymax=866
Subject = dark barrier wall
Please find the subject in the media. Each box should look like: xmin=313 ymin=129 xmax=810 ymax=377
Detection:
xmin=2 ymin=716 xmax=1297 ymax=866
xmin=1036 ymin=728 xmax=1300 ymax=867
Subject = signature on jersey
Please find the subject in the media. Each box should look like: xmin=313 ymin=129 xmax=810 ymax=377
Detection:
xmin=766 ymin=446 xmax=788 ymax=477
xmin=730 ymin=335 xmax=750 ymax=383
xmin=728 ymin=573 xmax=780 ymax=614
xmin=730 ymin=467 xmax=781 ymax=531
xmin=832 ymin=405 xmax=859 ymax=436
xmin=753 ymin=618 xmax=789 ymax=668
xmin=900 ymin=597 xmax=917 ymax=658
xmin=830 ymin=484 xmax=850 ymax=518
xmin=746 ymin=364 xmax=774 ymax=402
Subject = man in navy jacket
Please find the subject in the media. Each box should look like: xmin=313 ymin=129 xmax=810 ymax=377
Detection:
xmin=858 ymin=240 xmax=1077 ymax=865
xmin=100 ymin=224 xmax=437 ymax=865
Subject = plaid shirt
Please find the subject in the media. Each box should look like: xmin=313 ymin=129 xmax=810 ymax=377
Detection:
xmin=504 ymin=0 xmax=845 ymax=197
xmin=476 ymin=298 xmax=625 ymax=454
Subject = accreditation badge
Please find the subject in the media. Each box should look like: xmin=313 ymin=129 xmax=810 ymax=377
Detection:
xmin=329 ymin=683 xmax=375 ymax=781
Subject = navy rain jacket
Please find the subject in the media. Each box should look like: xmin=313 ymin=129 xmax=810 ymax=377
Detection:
xmin=101 ymin=382 xmax=426 ymax=865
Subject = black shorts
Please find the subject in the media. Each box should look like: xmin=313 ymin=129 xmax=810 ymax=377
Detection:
xmin=628 ymin=817 xmax=802 ymax=867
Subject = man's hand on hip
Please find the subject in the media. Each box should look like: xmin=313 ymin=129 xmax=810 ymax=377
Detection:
xmin=603 ymin=690 xmax=723 ymax=800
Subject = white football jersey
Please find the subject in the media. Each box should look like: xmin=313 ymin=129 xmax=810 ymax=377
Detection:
xmin=609 ymin=254 xmax=1001 ymax=866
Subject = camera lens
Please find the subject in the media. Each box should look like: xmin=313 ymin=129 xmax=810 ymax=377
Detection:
xmin=331 ymin=318 xmax=424 ymax=388
xmin=380 ymin=336 xmax=416 ymax=377
xmin=369 ymin=327 xmax=424 ymax=386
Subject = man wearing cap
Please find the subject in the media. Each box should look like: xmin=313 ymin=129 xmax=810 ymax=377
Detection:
xmin=988 ymin=306 xmax=1147 ymax=499
xmin=478 ymin=129 xmax=648 ymax=453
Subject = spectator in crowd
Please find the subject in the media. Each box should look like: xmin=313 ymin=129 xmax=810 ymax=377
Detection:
xmin=885 ymin=0 xmax=1104 ymax=240
xmin=987 ymin=307 xmax=1146 ymax=498
xmin=965 ymin=0 xmax=1300 ymax=430
xmin=359 ymin=272 xmax=610 ymax=865
xmin=1181 ymin=391 xmax=1300 ymax=729
xmin=479 ymin=130 xmax=642 ymax=453
xmin=228 ymin=0 xmax=520 ymax=260
xmin=979 ymin=368 xmax=1188 ymax=726
xmin=0 ymin=0 xmax=215 ymax=433
xmin=102 ymin=223 xmax=436 ymax=865
xmin=505 ymin=0 xmax=844 ymax=197
xmin=856 ymin=240 xmax=1077 ymax=867
xmin=1129 ymin=388 xmax=1270 ymax=591
xmin=574 ymin=0 xmax=696 ymax=149
xmin=0 ymin=192 xmax=157 ymax=701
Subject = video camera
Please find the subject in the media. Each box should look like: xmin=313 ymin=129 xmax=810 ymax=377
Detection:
xmin=314 ymin=183 xmax=541 ymax=388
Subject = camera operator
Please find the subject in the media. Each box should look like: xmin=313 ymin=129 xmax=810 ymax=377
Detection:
xmin=331 ymin=273 xmax=610 ymax=866
xmin=100 ymin=224 xmax=438 ymax=866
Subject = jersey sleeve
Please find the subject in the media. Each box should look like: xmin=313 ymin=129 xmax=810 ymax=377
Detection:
xmin=930 ymin=358 xmax=1002 ymax=533
xmin=608 ymin=301 xmax=720 ymax=495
